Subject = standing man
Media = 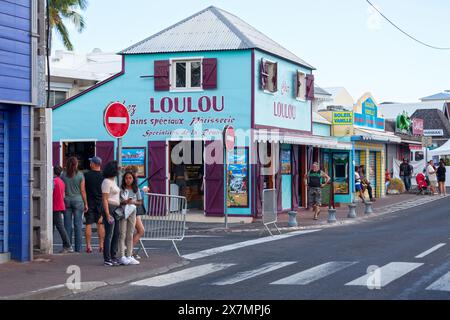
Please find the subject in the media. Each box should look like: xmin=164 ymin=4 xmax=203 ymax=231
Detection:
xmin=399 ymin=158 xmax=413 ymax=192
xmin=304 ymin=162 xmax=330 ymax=220
xmin=84 ymin=156 xmax=105 ymax=253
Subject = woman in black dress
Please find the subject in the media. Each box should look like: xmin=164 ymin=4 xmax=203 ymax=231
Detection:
xmin=437 ymin=159 xmax=447 ymax=196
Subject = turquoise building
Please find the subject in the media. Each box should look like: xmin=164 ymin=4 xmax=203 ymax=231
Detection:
xmin=52 ymin=6 xmax=352 ymax=218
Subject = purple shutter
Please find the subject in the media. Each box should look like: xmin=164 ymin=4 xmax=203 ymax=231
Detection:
xmin=95 ymin=141 xmax=114 ymax=169
xmin=255 ymin=145 xmax=264 ymax=217
xmin=202 ymin=58 xmax=217 ymax=89
xmin=148 ymin=141 xmax=167 ymax=195
xmin=275 ymin=146 xmax=282 ymax=213
xmin=272 ymin=62 xmax=278 ymax=92
xmin=260 ymin=59 xmax=268 ymax=90
xmin=205 ymin=140 xmax=224 ymax=216
xmin=292 ymin=145 xmax=299 ymax=210
xmin=52 ymin=142 xmax=60 ymax=167
xmin=294 ymin=73 xmax=299 ymax=99
xmin=154 ymin=60 xmax=170 ymax=91
xmin=306 ymin=74 xmax=315 ymax=100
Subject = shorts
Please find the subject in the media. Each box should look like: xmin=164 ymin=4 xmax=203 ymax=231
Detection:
xmin=85 ymin=204 xmax=103 ymax=225
xmin=308 ymin=187 xmax=322 ymax=206
xmin=355 ymin=184 xmax=362 ymax=191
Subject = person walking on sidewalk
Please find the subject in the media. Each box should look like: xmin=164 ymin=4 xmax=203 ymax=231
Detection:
xmin=437 ymin=159 xmax=447 ymax=196
xmin=399 ymin=158 xmax=413 ymax=192
xmin=84 ymin=156 xmax=105 ymax=254
xmin=60 ymin=157 xmax=88 ymax=253
xmin=426 ymin=160 xmax=438 ymax=195
xmin=358 ymin=165 xmax=375 ymax=201
xmin=118 ymin=171 xmax=142 ymax=266
xmin=53 ymin=165 xmax=73 ymax=254
xmin=304 ymin=162 xmax=330 ymax=220
xmin=355 ymin=166 xmax=367 ymax=203
xmin=101 ymin=161 xmax=121 ymax=266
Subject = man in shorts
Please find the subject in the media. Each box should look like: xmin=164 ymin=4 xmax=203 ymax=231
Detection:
xmin=304 ymin=162 xmax=330 ymax=220
xmin=84 ymin=156 xmax=105 ymax=253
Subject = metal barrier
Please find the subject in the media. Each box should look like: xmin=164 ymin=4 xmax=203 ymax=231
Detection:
xmin=262 ymin=189 xmax=281 ymax=236
xmin=137 ymin=193 xmax=187 ymax=257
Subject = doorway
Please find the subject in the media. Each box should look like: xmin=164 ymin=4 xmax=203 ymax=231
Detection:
xmin=168 ymin=140 xmax=205 ymax=211
xmin=62 ymin=141 xmax=95 ymax=171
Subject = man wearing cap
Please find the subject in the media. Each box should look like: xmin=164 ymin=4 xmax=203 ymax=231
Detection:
xmin=84 ymin=156 xmax=105 ymax=253
xmin=304 ymin=162 xmax=330 ymax=220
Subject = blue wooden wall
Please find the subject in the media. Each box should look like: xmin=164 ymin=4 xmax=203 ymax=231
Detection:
xmin=0 ymin=0 xmax=32 ymax=103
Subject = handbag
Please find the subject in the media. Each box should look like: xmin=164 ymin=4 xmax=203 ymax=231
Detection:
xmin=136 ymin=204 xmax=147 ymax=216
xmin=112 ymin=206 xmax=125 ymax=220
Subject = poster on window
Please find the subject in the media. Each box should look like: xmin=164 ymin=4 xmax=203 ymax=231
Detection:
xmin=226 ymin=148 xmax=249 ymax=208
xmin=332 ymin=153 xmax=349 ymax=194
xmin=281 ymin=149 xmax=291 ymax=174
xmin=122 ymin=147 xmax=146 ymax=177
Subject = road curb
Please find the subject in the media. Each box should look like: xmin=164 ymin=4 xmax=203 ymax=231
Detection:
xmin=0 ymin=259 xmax=190 ymax=300
xmin=186 ymin=195 xmax=450 ymax=234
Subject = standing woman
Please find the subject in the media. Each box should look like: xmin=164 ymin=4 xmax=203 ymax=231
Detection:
xmin=61 ymin=157 xmax=88 ymax=253
xmin=101 ymin=161 xmax=121 ymax=266
xmin=118 ymin=171 xmax=141 ymax=265
xmin=437 ymin=159 xmax=447 ymax=196
xmin=427 ymin=160 xmax=438 ymax=195
xmin=355 ymin=166 xmax=367 ymax=203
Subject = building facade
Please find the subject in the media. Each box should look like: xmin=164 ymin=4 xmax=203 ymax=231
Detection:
xmin=0 ymin=0 xmax=40 ymax=262
xmin=52 ymin=6 xmax=353 ymax=219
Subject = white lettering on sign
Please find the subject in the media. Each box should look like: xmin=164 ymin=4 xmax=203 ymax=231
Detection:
xmin=423 ymin=129 xmax=444 ymax=136
xmin=108 ymin=117 xmax=127 ymax=124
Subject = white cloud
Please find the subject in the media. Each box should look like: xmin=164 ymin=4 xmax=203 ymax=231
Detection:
xmin=367 ymin=4 xmax=383 ymax=31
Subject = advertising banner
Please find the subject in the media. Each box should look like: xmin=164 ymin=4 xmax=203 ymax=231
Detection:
xmin=122 ymin=147 xmax=146 ymax=177
xmin=226 ymin=148 xmax=249 ymax=208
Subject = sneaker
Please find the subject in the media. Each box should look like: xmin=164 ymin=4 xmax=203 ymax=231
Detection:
xmin=119 ymin=256 xmax=130 ymax=266
xmin=104 ymin=260 xmax=114 ymax=267
xmin=127 ymin=256 xmax=140 ymax=265
xmin=67 ymin=246 xmax=74 ymax=253
xmin=111 ymin=258 xmax=121 ymax=266
xmin=132 ymin=252 xmax=141 ymax=260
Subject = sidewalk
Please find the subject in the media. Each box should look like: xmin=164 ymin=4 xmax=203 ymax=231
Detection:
xmin=186 ymin=192 xmax=448 ymax=233
xmin=0 ymin=252 xmax=188 ymax=300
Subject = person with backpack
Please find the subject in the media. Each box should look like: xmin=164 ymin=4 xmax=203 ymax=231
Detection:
xmin=399 ymin=158 xmax=413 ymax=192
xmin=304 ymin=162 xmax=330 ymax=220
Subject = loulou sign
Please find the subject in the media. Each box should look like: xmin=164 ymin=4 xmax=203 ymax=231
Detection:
xmin=150 ymin=96 xmax=224 ymax=113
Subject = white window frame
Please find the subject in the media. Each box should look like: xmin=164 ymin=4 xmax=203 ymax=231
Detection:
xmin=170 ymin=57 xmax=203 ymax=92
xmin=296 ymin=70 xmax=306 ymax=102
xmin=262 ymin=58 xmax=278 ymax=95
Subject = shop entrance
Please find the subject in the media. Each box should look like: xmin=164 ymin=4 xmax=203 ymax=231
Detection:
xmin=62 ymin=141 xmax=95 ymax=170
xmin=168 ymin=141 xmax=205 ymax=211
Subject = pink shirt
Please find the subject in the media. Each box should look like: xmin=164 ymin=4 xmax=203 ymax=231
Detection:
xmin=53 ymin=177 xmax=66 ymax=212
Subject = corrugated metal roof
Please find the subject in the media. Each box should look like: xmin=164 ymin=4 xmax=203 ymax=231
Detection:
xmin=420 ymin=92 xmax=450 ymax=101
xmin=378 ymin=101 xmax=447 ymax=120
xmin=120 ymin=6 xmax=314 ymax=69
xmin=314 ymin=86 xmax=331 ymax=96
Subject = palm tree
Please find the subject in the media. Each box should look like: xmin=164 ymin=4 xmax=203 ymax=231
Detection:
xmin=48 ymin=0 xmax=88 ymax=51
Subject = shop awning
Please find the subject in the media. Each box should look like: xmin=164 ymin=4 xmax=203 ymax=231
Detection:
xmin=253 ymin=130 xmax=353 ymax=150
xmin=352 ymin=128 xmax=401 ymax=144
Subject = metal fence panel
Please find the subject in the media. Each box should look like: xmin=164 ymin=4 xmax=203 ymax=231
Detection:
xmin=139 ymin=193 xmax=187 ymax=257
xmin=262 ymin=189 xmax=280 ymax=235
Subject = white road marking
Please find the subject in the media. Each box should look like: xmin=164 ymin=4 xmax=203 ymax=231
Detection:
xmin=271 ymin=261 xmax=357 ymax=285
xmin=426 ymin=272 xmax=450 ymax=292
xmin=415 ymin=243 xmax=446 ymax=259
xmin=108 ymin=116 xmax=127 ymax=124
xmin=181 ymin=230 xmax=321 ymax=260
xmin=212 ymin=262 xmax=297 ymax=286
xmin=345 ymin=262 xmax=423 ymax=287
xmin=184 ymin=235 xmax=223 ymax=238
xmin=131 ymin=263 xmax=235 ymax=287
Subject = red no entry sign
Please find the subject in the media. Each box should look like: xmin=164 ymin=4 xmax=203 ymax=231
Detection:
xmin=104 ymin=102 xmax=130 ymax=138
xmin=223 ymin=125 xmax=235 ymax=152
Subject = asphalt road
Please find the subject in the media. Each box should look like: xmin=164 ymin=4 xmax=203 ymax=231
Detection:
xmin=68 ymin=196 xmax=450 ymax=300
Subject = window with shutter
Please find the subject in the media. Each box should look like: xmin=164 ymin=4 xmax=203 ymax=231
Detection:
xmin=261 ymin=59 xmax=278 ymax=93
xmin=295 ymin=71 xmax=306 ymax=101
xmin=154 ymin=60 xmax=170 ymax=91
xmin=170 ymin=58 xmax=205 ymax=91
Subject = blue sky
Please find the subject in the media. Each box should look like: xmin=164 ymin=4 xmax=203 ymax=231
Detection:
xmin=52 ymin=0 xmax=450 ymax=103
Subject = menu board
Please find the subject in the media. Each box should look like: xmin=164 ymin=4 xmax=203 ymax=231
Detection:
xmin=281 ymin=149 xmax=291 ymax=174
xmin=226 ymin=148 xmax=249 ymax=208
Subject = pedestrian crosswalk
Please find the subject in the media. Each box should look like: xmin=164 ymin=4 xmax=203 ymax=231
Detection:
xmin=130 ymin=259 xmax=450 ymax=294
